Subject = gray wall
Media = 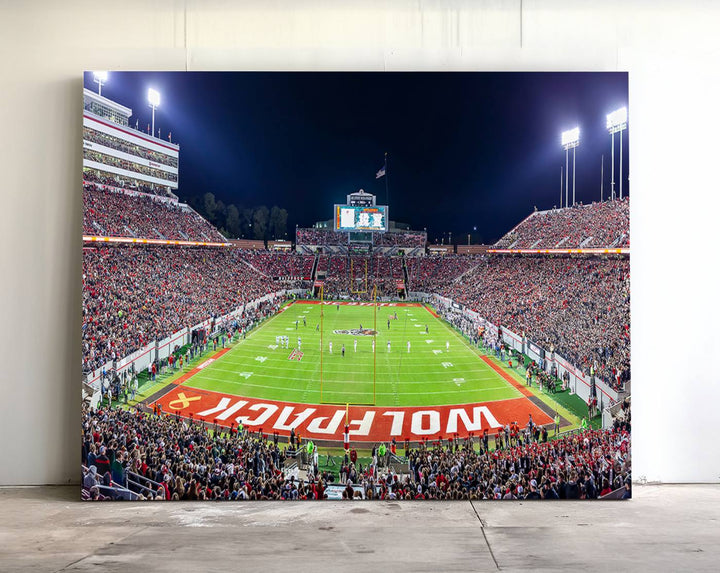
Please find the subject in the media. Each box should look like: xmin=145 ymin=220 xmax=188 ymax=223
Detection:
xmin=1 ymin=0 xmax=719 ymax=484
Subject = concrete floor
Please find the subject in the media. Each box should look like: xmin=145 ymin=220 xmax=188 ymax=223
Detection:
xmin=0 ymin=485 xmax=718 ymax=572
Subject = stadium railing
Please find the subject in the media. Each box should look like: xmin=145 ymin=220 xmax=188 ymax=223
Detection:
xmin=599 ymin=486 xmax=628 ymax=500
xmin=82 ymin=464 xmax=141 ymax=500
xmin=126 ymin=470 xmax=164 ymax=499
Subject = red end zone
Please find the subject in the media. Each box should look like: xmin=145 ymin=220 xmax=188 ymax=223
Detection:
xmin=297 ymin=300 xmax=424 ymax=307
xmin=153 ymin=387 xmax=552 ymax=443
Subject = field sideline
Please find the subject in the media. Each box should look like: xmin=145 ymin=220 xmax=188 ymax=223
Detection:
xmin=144 ymin=300 xmax=561 ymax=443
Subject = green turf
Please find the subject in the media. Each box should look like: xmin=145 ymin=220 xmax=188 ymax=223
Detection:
xmin=547 ymin=388 xmax=602 ymax=429
xmin=180 ymin=301 xmax=521 ymax=407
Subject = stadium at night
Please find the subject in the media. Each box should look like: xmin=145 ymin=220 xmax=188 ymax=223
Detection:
xmin=81 ymin=72 xmax=630 ymax=501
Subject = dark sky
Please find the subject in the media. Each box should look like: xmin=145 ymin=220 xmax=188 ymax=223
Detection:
xmin=83 ymin=72 xmax=628 ymax=244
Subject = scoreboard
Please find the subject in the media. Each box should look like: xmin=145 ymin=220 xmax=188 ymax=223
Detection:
xmin=334 ymin=205 xmax=388 ymax=232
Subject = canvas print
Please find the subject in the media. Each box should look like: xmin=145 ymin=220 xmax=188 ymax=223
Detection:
xmin=81 ymin=72 xmax=630 ymax=501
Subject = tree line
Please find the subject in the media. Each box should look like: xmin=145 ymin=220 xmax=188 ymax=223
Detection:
xmin=189 ymin=192 xmax=289 ymax=241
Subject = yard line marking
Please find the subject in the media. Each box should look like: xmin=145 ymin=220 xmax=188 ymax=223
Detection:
xmin=184 ymin=375 xmax=512 ymax=398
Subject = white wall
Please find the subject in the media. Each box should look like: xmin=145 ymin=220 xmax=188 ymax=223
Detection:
xmin=0 ymin=0 xmax=718 ymax=484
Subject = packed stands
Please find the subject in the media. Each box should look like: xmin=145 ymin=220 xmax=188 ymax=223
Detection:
xmin=405 ymin=255 xmax=479 ymax=291
xmin=83 ymin=126 xmax=179 ymax=168
xmin=83 ymin=185 xmax=226 ymax=242
xmin=82 ymin=247 xmax=306 ymax=372
xmin=84 ymin=149 xmax=178 ymax=182
xmin=241 ymin=251 xmax=315 ymax=279
xmin=495 ymin=199 xmax=629 ymax=249
xmin=81 ymin=402 xmax=630 ymax=500
xmin=375 ymin=231 xmax=427 ymax=248
xmin=83 ymin=168 xmax=171 ymax=197
xmin=296 ymin=228 xmax=426 ymax=249
xmin=296 ymin=228 xmax=347 ymax=246
xmin=440 ymin=255 xmax=630 ymax=390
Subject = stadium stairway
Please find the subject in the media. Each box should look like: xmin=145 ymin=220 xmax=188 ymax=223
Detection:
xmin=310 ymin=253 xmax=319 ymax=282
xmin=452 ymin=258 xmax=485 ymax=285
xmin=239 ymin=257 xmax=269 ymax=278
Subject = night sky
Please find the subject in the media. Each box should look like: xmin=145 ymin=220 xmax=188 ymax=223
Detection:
xmin=83 ymin=72 xmax=628 ymax=244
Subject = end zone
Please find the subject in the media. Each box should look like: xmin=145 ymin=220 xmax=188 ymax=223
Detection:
xmin=150 ymin=384 xmax=553 ymax=444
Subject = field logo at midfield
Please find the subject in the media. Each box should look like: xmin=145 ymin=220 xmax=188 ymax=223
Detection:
xmin=333 ymin=328 xmax=378 ymax=336
xmin=288 ymin=349 xmax=304 ymax=361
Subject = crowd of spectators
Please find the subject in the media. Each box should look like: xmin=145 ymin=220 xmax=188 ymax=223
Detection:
xmin=83 ymin=168 xmax=172 ymax=197
xmin=439 ymin=255 xmax=630 ymax=390
xmin=495 ymin=199 xmax=629 ymax=249
xmin=374 ymin=231 xmax=427 ymax=248
xmin=402 ymin=424 xmax=630 ymax=500
xmin=82 ymin=401 xmax=630 ymax=501
xmin=82 ymin=246 xmax=306 ymax=372
xmin=242 ymin=251 xmax=314 ymax=279
xmin=83 ymin=241 xmax=630 ymax=391
xmin=84 ymin=126 xmax=178 ymax=168
xmin=296 ymin=228 xmax=427 ymax=249
xmin=296 ymin=228 xmax=347 ymax=246
xmin=405 ymin=255 xmax=480 ymax=291
xmin=83 ymin=185 xmax=226 ymax=242
xmin=84 ymin=149 xmax=178 ymax=183
xmin=318 ymin=254 xmax=408 ymax=298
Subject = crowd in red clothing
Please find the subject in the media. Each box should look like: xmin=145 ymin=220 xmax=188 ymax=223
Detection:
xmin=295 ymin=228 xmax=347 ymax=246
xmin=83 ymin=185 xmax=226 ymax=242
xmin=401 ymin=423 xmax=630 ymax=500
xmin=242 ymin=251 xmax=315 ymax=278
xmin=81 ymin=401 xmax=630 ymax=501
xmin=439 ymin=255 xmax=630 ymax=389
xmin=295 ymin=228 xmax=427 ymax=249
xmin=81 ymin=405 xmax=309 ymax=501
xmin=320 ymin=254 xmax=406 ymax=298
xmin=82 ymin=247 xmax=306 ymax=372
xmin=373 ymin=231 xmax=427 ymax=248
xmin=405 ymin=255 xmax=479 ymax=291
xmin=495 ymin=199 xmax=629 ymax=249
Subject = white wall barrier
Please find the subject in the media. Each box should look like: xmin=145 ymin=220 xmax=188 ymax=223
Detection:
xmin=94 ymin=290 xmax=295 ymax=384
xmin=551 ymin=353 xmax=619 ymax=410
xmin=115 ymin=341 xmax=156 ymax=376
xmin=401 ymin=292 xmax=621 ymax=409
xmin=85 ymin=360 xmax=114 ymax=391
xmin=525 ymin=340 xmax=544 ymax=364
xmin=407 ymin=291 xmax=432 ymax=302
xmin=157 ymin=328 xmax=188 ymax=362
xmin=501 ymin=327 xmax=524 ymax=354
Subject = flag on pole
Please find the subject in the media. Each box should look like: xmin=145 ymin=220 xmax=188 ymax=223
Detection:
xmin=376 ymin=164 xmax=386 ymax=179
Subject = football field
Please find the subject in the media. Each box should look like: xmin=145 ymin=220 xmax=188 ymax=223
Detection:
xmin=180 ymin=300 xmax=521 ymax=407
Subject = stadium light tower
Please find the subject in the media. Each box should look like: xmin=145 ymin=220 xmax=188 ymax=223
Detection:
xmin=93 ymin=71 xmax=108 ymax=96
xmin=148 ymin=88 xmax=161 ymax=138
xmin=606 ymin=107 xmax=628 ymax=201
xmin=561 ymin=127 xmax=580 ymax=206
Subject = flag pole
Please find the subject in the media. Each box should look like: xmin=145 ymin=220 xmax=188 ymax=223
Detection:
xmin=384 ymin=152 xmax=389 ymax=207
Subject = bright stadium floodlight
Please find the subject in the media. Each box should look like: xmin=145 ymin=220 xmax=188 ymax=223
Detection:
xmin=93 ymin=71 xmax=108 ymax=96
xmin=561 ymin=127 xmax=580 ymax=148
xmin=561 ymin=127 xmax=580 ymax=206
xmin=606 ymin=107 xmax=628 ymax=132
xmin=148 ymin=88 xmax=161 ymax=137
xmin=607 ymin=107 xmax=628 ymax=201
